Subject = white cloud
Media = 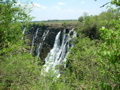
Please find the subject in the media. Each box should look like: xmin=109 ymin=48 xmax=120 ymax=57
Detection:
xmin=64 ymin=9 xmax=83 ymax=13
xmin=57 ymin=2 xmax=65 ymax=6
xmin=66 ymin=9 xmax=76 ymax=12
xmin=15 ymin=2 xmax=47 ymax=9
xmin=81 ymin=1 xmax=85 ymax=4
xmin=30 ymin=3 xmax=47 ymax=9
xmin=53 ymin=6 xmax=62 ymax=10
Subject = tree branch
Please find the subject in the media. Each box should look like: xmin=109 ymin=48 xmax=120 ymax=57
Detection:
xmin=100 ymin=2 xmax=110 ymax=8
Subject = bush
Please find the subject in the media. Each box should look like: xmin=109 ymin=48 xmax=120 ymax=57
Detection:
xmin=61 ymin=37 xmax=100 ymax=89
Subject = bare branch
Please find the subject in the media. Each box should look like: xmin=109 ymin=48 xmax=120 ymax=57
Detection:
xmin=100 ymin=2 xmax=110 ymax=8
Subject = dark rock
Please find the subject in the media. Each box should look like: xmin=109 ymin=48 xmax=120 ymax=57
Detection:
xmin=25 ymin=23 xmax=75 ymax=61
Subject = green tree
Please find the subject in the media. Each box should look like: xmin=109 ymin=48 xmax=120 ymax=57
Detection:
xmin=78 ymin=16 xmax=84 ymax=22
xmin=0 ymin=0 xmax=30 ymax=49
xmin=98 ymin=9 xmax=120 ymax=89
xmin=111 ymin=0 xmax=120 ymax=6
xmin=0 ymin=0 xmax=42 ymax=89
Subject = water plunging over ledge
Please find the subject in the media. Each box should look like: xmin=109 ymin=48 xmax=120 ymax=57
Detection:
xmin=23 ymin=27 xmax=77 ymax=78
xmin=41 ymin=29 xmax=77 ymax=78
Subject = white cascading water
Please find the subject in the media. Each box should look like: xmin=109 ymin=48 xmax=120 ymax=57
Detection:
xmin=36 ymin=30 xmax=49 ymax=59
xmin=22 ymin=28 xmax=26 ymax=40
xmin=30 ymin=28 xmax=39 ymax=54
xmin=62 ymin=29 xmax=77 ymax=68
xmin=42 ymin=29 xmax=76 ymax=78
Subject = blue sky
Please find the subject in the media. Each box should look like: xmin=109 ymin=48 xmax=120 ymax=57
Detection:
xmin=19 ymin=0 xmax=110 ymax=21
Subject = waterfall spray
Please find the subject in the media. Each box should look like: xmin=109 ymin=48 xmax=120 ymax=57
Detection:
xmin=30 ymin=28 xmax=39 ymax=54
xmin=36 ymin=30 xmax=49 ymax=60
xmin=42 ymin=29 xmax=77 ymax=78
xmin=22 ymin=28 xmax=26 ymax=40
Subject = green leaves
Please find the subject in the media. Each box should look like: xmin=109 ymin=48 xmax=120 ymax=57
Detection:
xmin=97 ymin=7 xmax=120 ymax=89
xmin=0 ymin=1 xmax=33 ymax=89
xmin=111 ymin=0 xmax=120 ymax=6
xmin=99 ymin=17 xmax=120 ymax=64
xmin=0 ymin=0 xmax=31 ymax=49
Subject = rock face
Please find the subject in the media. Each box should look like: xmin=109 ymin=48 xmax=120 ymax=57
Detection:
xmin=25 ymin=24 xmax=75 ymax=61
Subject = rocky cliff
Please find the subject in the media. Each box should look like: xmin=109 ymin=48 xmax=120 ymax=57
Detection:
xmin=25 ymin=23 xmax=76 ymax=61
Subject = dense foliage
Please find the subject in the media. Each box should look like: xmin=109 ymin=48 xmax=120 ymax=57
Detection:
xmin=0 ymin=0 xmax=41 ymax=89
xmin=0 ymin=0 xmax=120 ymax=90
xmin=77 ymin=8 xmax=120 ymax=39
xmin=64 ymin=1 xmax=120 ymax=89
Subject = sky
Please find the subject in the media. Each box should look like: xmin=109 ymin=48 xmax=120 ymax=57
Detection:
xmin=19 ymin=0 xmax=110 ymax=21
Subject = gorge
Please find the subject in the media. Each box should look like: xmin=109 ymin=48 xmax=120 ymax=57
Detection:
xmin=1 ymin=0 xmax=120 ymax=89
xmin=23 ymin=23 xmax=77 ymax=77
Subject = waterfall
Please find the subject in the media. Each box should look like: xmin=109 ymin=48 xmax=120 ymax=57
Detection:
xmin=30 ymin=28 xmax=39 ymax=54
xmin=22 ymin=28 xmax=26 ymax=35
xmin=42 ymin=29 xmax=76 ymax=78
xmin=27 ymin=27 xmax=76 ymax=78
xmin=35 ymin=28 xmax=39 ymax=38
xmin=36 ymin=30 xmax=49 ymax=59
xmin=22 ymin=28 xmax=26 ymax=40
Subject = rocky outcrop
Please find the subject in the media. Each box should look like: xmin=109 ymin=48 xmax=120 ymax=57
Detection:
xmin=25 ymin=23 xmax=75 ymax=61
